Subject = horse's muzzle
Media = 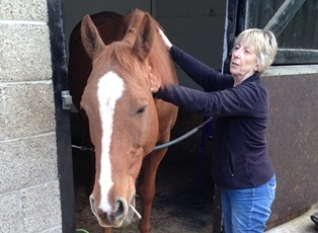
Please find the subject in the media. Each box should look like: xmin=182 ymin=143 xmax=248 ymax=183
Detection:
xmin=89 ymin=194 xmax=136 ymax=228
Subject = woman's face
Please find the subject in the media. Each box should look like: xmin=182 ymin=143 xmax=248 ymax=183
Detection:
xmin=230 ymin=40 xmax=258 ymax=82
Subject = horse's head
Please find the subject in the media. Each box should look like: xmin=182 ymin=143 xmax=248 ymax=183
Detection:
xmin=79 ymin=9 xmax=171 ymax=227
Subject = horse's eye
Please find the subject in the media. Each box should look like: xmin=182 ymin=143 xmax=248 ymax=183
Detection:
xmin=136 ymin=105 xmax=147 ymax=114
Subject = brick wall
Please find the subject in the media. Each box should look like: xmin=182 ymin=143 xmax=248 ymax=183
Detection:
xmin=0 ymin=1 xmax=62 ymax=232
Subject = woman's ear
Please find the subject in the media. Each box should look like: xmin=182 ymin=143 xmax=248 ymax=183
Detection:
xmin=254 ymin=63 xmax=259 ymax=72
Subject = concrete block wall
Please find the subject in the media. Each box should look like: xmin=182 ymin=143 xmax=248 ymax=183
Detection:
xmin=0 ymin=1 xmax=62 ymax=232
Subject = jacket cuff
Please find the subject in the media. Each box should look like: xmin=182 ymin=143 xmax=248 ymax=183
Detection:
xmin=153 ymin=87 xmax=164 ymax=99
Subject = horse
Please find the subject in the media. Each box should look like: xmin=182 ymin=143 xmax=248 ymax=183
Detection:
xmin=68 ymin=8 xmax=179 ymax=233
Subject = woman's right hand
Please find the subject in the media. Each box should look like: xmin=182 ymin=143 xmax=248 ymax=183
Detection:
xmin=149 ymin=66 xmax=161 ymax=93
xmin=158 ymin=27 xmax=172 ymax=50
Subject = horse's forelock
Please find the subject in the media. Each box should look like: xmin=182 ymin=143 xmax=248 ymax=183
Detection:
xmin=112 ymin=44 xmax=139 ymax=75
xmin=103 ymin=9 xmax=175 ymax=89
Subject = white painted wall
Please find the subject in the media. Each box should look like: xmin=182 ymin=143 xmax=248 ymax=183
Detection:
xmin=156 ymin=0 xmax=226 ymax=88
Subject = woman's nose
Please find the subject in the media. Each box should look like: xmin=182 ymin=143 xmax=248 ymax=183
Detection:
xmin=233 ymin=49 xmax=241 ymax=58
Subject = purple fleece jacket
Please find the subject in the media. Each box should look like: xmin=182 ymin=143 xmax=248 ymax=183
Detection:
xmin=155 ymin=45 xmax=275 ymax=189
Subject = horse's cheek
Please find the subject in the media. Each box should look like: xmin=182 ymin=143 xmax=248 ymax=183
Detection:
xmin=129 ymin=156 xmax=143 ymax=179
xmin=144 ymin=109 xmax=159 ymax=148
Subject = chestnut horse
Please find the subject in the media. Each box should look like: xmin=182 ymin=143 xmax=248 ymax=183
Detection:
xmin=68 ymin=8 xmax=178 ymax=233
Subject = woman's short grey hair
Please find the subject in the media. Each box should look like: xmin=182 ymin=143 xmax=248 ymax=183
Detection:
xmin=234 ymin=28 xmax=278 ymax=74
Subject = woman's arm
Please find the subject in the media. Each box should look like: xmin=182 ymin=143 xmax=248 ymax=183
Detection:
xmin=154 ymin=82 xmax=266 ymax=118
xmin=170 ymin=45 xmax=233 ymax=91
xmin=157 ymin=28 xmax=233 ymax=91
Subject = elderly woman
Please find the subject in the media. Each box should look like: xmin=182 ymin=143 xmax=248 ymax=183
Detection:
xmin=150 ymin=28 xmax=278 ymax=233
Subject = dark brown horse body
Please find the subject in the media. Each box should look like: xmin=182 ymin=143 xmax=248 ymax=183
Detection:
xmin=68 ymin=9 xmax=178 ymax=233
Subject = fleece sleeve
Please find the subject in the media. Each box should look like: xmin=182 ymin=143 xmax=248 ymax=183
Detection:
xmin=155 ymin=83 xmax=267 ymax=118
xmin=169 ymin=45 xmax=233 ymax=91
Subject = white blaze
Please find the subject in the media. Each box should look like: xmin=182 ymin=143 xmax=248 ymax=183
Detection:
xmin=97 ymin=71 xmax=125 ymax=212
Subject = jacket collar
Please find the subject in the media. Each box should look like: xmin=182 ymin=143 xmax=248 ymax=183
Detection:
xmin=242 ymin=73 xmax=260 ymax=84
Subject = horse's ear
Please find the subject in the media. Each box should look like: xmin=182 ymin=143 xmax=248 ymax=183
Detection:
xmin=133 ymin=13 xmax=154 ymax=62
xmin=81 ymin=14 xmax=106 ymax=59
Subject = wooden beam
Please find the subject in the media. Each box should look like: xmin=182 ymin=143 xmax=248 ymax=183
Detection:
xmin=264 ymin=0 xmax=306 ymax=37
xmin=263 ymin=64 xmax=318 ymax=77
xmin=275 ymin=48 xmax=318 ymax=65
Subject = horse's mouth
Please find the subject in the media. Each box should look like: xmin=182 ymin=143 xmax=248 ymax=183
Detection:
xmin=120 ymin=198 xmax=139 ymax=227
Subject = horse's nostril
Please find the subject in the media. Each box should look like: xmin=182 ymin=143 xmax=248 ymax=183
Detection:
xmin=115 ymin=198 xmax=126 ymax=219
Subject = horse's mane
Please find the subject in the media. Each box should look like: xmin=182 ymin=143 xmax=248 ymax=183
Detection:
xmin=149 ymin=23 xmax=175 ymax=88
xmin=111 ymin=9 xmax=175 ymax=88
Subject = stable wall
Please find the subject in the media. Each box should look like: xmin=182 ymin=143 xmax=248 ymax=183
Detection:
xmin=62 ymin=0 xmax=226 ymax=89
xmin=264 ymin=73 xmax=318 ymax=228
xmin=0 ymin=1 xmax=62 ymax=233
xmin=62 ymin=0 xmax=150 ymax=59
xmin=156 ymin=0 xmax=225 ymax=88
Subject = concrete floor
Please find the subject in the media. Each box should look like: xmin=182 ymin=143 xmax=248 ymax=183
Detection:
xmin=266 ymin=204 xmax=318 ymax=233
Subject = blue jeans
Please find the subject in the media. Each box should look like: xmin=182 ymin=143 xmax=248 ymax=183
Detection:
xmin=221 ymin=175 xmax=276 ymax=233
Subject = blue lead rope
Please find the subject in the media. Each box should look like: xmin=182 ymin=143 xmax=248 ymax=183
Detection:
xmin=153 ymin=116 xmax=213 ymax=151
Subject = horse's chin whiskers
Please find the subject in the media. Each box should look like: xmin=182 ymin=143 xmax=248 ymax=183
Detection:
xmin=130 ymin=204 xmax=142 ymax=220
